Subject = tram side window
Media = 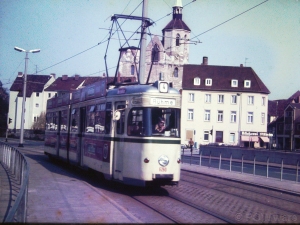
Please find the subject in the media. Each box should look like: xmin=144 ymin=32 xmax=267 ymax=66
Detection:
xmin=71 ymin=108 xmax=78 ymax=132
xmin=151 ymin=108 xmax=180 ymax=137
xmin=95 ymin=103 xmax=106 ymax=134
xmin=116 ymin=105 xmax=125 ymax=134
xmin=86 ymin=105 xmax=96 ymax=133
xmin=46 ymin=112 xmax=53 ymax=131
xmin=128 ymin=108 xmax=144 ymax=136
xmin=60 ymin=110 xmax=68 ymax=131
xmin=52 ymin=112 xmax=58 ymax=131
xmin=105 ymin=102 xmax=112 ymax=134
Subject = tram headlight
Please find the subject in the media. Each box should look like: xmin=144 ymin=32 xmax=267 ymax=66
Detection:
xmin=158 ymin=155 xmax=169 ymax=167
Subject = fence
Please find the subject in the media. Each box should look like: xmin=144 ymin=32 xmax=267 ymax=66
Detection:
xmin=0 ymin=142 xmax=30 ymax=222
xmin=183 ymin=145 xmax=300 ymax=183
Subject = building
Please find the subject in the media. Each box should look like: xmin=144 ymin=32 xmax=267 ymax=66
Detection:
xmin=268 ymin=91 xmax=300 ymax=150
xmin=181 ymin=58 xmax=271 ymax=148
xmin=8 ymin=72 xmax=56 ymax=131
xmin=117 ymin=0 xmax=190 ymax=90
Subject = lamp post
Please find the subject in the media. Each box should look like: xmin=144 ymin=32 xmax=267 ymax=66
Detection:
xmin=14 ymin=46 xmax=40 ymax=147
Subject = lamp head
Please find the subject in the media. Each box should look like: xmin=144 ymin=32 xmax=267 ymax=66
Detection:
xmin=14 ymin=46 xmax=26 ymax=52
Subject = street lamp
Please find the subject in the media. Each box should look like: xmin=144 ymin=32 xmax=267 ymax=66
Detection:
xmin=14 ymin=46 xmax=40 ymax=147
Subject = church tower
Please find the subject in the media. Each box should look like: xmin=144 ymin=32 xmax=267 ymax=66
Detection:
xmin=162 ymin=0 xmax=191 ymax=64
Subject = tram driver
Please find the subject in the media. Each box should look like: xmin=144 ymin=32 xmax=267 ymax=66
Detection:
xmin=153 ymin=117 xmax=166 ymax=133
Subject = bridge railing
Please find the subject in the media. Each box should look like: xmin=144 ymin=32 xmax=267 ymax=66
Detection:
xmin=0 ymin=142 xmax=30 ymax=222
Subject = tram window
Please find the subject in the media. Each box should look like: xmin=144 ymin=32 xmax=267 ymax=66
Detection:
xmin=52 ymin=112 xmax=58 ymax=131
xmin=94 ymin=103 xmax=106 ymax=134
xmin=71 ymin=108 xmax=78 ymax=132
xmin=105 ymin=102 xmax=112 ymax=134
xmin=60 ymin=110 xmax=68 ymax=131
xmin=116 ymin=105 xmax=125 ymax=134
xmin=86 ymin=105 xmax=96 ymax=133
xmin=151 ymin=108 xmax=180 ymax=137
xmin=128 ymin=108 xmax=144 ymax=136
xmin=46 ymin=112 xmax=53 ymax=131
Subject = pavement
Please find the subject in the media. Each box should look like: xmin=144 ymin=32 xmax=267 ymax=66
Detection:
xmin=0 ymin=139 xmax=300 ymax=222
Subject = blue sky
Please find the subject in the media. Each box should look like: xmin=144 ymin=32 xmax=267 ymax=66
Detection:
xmin=0 ymin=0 xmax=299 ymax=100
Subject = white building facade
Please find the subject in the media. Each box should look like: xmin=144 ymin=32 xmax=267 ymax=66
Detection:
xmin=181 ymin=62 xmax=270 ymax=148
xmin=8 ymin=73 xmax=56 ymax=131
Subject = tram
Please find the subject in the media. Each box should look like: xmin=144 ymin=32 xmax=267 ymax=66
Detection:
xmin=44 ymin=79 xmax=182 ymax=186
xmin=44 ymin=1 xmax=182 ymax=186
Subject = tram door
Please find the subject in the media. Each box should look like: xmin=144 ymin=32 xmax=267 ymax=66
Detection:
xmin=78 ymin=107 xmax=86 ymax=166
xmin=113 ymin=102 xmax=126 ymax=181
xmin=57 ymin=111 xmax=62 ymax=157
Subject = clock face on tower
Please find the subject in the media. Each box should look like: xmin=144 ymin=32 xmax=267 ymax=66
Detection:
xmin=159 ymin=81 xmax=169 ymax=93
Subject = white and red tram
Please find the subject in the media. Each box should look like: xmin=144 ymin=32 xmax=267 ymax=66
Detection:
xmin=44 ymin=79 xmax=182 ymax=186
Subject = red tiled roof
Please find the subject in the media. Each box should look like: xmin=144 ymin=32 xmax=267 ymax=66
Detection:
xmin=44 ymin=76 xmax=87 ymax=92
xmin=182 ymin=64 xmax=270 ymax=94
xmin=10 ymin=74 xmax=52 ymax=97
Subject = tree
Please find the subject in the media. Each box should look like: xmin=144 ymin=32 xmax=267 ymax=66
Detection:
xmin=0 ymin=80 xmax=9 ymax=136
xmin=31 ymin=111 xmax=46 ymax=132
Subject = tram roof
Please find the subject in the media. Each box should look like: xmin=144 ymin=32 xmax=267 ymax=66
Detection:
xmin=107 ymin=83 xmax=179 ymax=96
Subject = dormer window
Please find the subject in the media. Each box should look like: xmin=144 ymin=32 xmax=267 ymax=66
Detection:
xmin=231 ymin=79 xmax=238 ymax=87
xmin=205 ymin=78 xmax=212 ymax=86
xmin=194 ymin=77 xmax=200 ymax=86
xmin=244 ymin=80 xmax=251 ymax=88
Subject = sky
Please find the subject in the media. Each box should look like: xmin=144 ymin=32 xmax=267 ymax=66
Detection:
xmin=0 ymin=0 xmax=299 ymax=100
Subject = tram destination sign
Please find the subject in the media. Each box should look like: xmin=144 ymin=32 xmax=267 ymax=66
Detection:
xmin=150 ymin=98 xmax=175 ymax=106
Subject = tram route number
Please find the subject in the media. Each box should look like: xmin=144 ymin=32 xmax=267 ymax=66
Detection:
xmin=159 ymin=167 xmax=167 ymax=172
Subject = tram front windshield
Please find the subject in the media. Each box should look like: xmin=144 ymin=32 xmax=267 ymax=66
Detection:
xmin=127 ymin=107 xmax=180 ymax=137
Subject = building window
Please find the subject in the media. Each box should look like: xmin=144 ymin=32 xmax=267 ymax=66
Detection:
xmin=262 ymin=97 xmax=266 ymax=106
xmin=204 ymin=110 xmax=210 ymax=121
xmin=244 ymin=80 xmax=251 ymax=88
xmin=205 ymin=79 xmax=212 ymax=86
xmin=176 ymin=34 xmax=180 ymax=46
xmin=218 ymin=95 xmax=224 ymax=103
xmin=231 ymin=95 xmax=237 ymax=104
xmin=231 ymin=79 xmax=238 ymax=87
xmin=36 ymin=92 xmax=39 ymax=97
xmin=230 ymin=111 xmax=236 ymax=123
xmin=229 ymin=133 xmax=235 ymax=143
xmin=247 ymin=112 xmax=253 ymax=123
xmin=215 ymin=131 xmax=223 ymax=143
xmin=188 ymin=109 xmax=194 ymax=120
xmin=36 ymin=103 xmax=39 ymax=107
xmin=131 ymin=65 xmax=135 ymax=75
xmin=194 ymin=77 xmax=200 ymax=85
xmin=205 ymin=94 xmax=211 ymax=103
xmin=34 ymin=116 xmax=37 ymax=122
xmin=261 ymin=113 xmax=265 ymax=124
xmin=174 ymin=67 xmax=178 ymax=77
xmin=188 ymin=93 xmax=194 ymax=102
xmin=152 ymin=44 xmax=159 ymax=62
xmin=204 ymin=130 xmax=209 ymax=141
xmin=217 ymin=110 xmax=223 ymax=122
xmin=48 ymin=93 xmax=51 ymax=98
xmin=248 ymin=96 xmax=254 ymax=105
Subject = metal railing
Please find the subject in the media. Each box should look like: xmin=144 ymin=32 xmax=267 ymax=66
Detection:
xmin=0 ymin=142 xmax=30 ymax=222
xmin=182 ymin=146 xmax=300 ymax=183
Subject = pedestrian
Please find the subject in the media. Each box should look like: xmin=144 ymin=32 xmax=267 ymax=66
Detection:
xmin=188 ymin=138 xmax=194 ymax=153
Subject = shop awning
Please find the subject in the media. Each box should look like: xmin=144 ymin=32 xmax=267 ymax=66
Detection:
xmin=259 ymin=136 xmax=270 ymax=143
xmin=241 ymin=136 xmax=259 ymax=142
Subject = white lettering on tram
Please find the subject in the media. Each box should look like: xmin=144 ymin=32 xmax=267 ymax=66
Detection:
xmin=150 ymin=98 xmax=175 ymax=106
